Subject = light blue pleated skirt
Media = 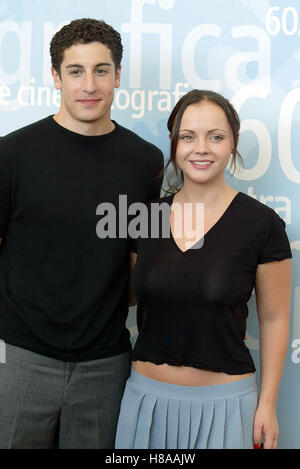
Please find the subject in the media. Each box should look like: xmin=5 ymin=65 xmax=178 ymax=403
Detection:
xmin=115 ymin=368 xmax=258 ymax=449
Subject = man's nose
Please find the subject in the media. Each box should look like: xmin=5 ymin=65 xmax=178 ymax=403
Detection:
xmin=82 ymin=72 xmax=97 ymax=94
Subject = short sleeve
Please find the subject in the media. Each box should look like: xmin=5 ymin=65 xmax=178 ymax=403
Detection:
xmin=258 ymin=211 xmax=292 ymax=264
xmin=0 ymin=140 xmax=11 ymax=238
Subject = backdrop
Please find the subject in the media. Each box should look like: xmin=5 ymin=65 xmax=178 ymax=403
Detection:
xmin=0 ymin=0 xmax=299 ymax=449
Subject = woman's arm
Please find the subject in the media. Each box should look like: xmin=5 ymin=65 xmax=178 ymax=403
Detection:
xmin=128 ymin=252 xmax=137 ymax=307
xmin=254 ymin=258 xmax=292 ymax=449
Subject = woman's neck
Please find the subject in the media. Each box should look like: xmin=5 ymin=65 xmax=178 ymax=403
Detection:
xmin=175 ymin=179 xmax=237 ymax=209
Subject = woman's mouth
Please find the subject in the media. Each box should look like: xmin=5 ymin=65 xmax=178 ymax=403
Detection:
xmin=190 ymin=160 xmax=214 ymax=169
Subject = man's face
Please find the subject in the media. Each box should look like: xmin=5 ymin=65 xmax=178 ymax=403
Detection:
xmin=52 ymin=41 xmax=121 ymax=133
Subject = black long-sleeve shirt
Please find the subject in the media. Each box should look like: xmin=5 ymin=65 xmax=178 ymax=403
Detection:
xmin=0 ymin=116 xmax=163 ymax=361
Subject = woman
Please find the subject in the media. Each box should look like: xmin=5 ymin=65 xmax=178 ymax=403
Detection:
xmin=115 ymin=90 xmax=292 ymax=449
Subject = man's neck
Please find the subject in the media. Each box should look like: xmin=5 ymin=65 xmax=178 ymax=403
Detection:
xmin=53 ymin=112 xmax=115 ymax=136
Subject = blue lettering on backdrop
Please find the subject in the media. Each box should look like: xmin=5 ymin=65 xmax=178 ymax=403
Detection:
xmin=0 ymin=0 xmax=299 ymax=448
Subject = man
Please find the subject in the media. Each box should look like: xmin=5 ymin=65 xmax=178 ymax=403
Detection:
xmin=0 ymin=18 xmax=163 ymax=449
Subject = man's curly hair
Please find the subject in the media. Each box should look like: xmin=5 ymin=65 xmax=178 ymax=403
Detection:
xmin=50 ymin=18 xmax=123 ymax=74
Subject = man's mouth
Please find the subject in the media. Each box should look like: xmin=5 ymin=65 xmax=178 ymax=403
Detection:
xmin=77 ymin=99 xmax=101 ymax=105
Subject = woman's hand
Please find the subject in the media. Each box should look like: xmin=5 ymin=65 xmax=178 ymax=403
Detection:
xmin=253 ymin=403 xmax=279 ymax=449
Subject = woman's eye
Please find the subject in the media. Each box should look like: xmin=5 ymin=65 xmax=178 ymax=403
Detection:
xmin=180 ymin=135 xmax=192 ymax=141
xmin=210 ymin=135 xmax=223 ymax=141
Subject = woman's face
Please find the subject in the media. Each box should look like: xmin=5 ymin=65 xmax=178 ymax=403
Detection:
xmin=175 ymin=100 xmax=235 ymax=187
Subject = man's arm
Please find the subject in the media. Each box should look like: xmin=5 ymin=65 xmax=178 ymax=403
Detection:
xmin=148 ymin=149 xmax=164 ymax=201
xmin=128 ymin=252 xmax=137 ymax=307
xmin=0 ymin=139 xmax=12 ymax=239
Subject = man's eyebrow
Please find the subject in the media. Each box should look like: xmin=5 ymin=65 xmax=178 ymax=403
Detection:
xmin=95 ymin=63 xmax=113 ymax=67
xmin=65 ymin=63 xmax=113 ymax=68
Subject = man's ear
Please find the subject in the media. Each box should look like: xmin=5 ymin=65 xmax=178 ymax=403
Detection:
xmin=115 ymin=65 xmax=121 ymax=89
xmin=51 ymin=67 xmax=62 ymax=90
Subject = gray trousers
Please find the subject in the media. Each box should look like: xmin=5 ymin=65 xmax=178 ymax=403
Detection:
xmin=0 ymin=342 xmax=131 ymax=449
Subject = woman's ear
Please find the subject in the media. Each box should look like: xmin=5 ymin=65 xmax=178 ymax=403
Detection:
xmin=232 ymin=132 xmax=239 ymax=154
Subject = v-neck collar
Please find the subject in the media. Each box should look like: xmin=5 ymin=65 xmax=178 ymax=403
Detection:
xmin=168 ymin=191 xmax=241 ymax=254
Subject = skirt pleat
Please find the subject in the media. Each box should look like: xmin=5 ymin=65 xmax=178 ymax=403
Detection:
xmin=115 ymin=369 xmax=258 ymax=449
xmin=165 ymin=399 xmax=180 ymax=449
xmin=115 ymin=384 xmax=145 ymax=448
xmin=133 ymin=394 xmax=157 ymax=448
xmin=195 ymin=401 xmax=214 ymax=448
xmin=206 ymin=399 xmax=226 ymax=449
xmin=148 ymin=396 xmax=168 ymax=449
xmin=240 ymin=390 xmax=259 ymax=448
xmin=189 ymin=402 xmax=203 ymax=449
xmin=223 ymin=396 xmax=244 ymax=449
xmin=178 ymin=400 xmax=191 ymax=449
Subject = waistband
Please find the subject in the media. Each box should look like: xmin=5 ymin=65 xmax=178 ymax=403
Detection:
xmin=2 ymin=340 xmax=131 ymax=368
xmin=128 ymin=368 xmax=257 ymax=402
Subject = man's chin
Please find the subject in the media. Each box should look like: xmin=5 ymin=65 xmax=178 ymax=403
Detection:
xmin=76 ymin=114 xmax=106 ymax=124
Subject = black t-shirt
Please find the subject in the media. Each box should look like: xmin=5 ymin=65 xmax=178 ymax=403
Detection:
xmin=131 ymin=192 xmax=292 ymax=375
xmin=0 ymin=116 xmax=163 ymax=361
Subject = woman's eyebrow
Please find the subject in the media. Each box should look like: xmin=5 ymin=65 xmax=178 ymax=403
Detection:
xmin=178 ymin=128 xmax=227 ymax=133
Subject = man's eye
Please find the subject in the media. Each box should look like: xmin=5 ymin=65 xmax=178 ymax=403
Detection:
xmin=96 ymin=69 xmax=107 ymax=75
xmin=70 ymin=70 xmax=81 ymax=75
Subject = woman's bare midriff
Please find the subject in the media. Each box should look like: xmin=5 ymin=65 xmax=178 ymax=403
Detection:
xmin=133 ymin=360 xmax=254 ymax=386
